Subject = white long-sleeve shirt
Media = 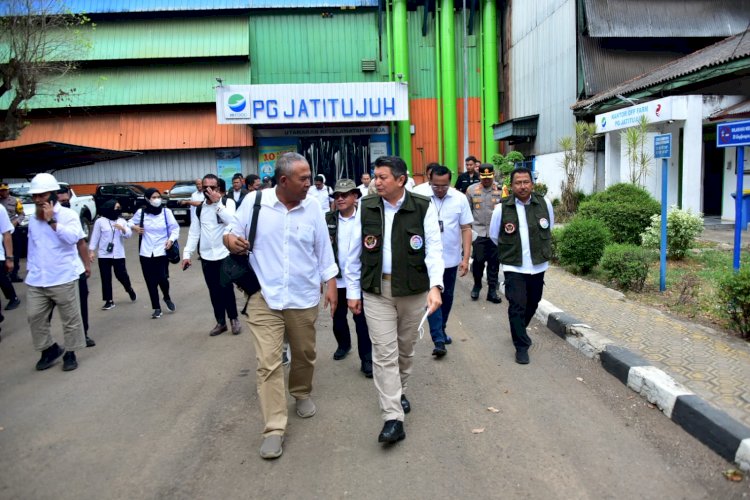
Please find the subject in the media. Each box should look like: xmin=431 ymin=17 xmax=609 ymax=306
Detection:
xmin=183 ymin=199 xmax=235 ymax=261
xmin=90 ymin=217 xmax=132 ymax=259
xmin=26 ymin=204 xmax=82 ymax=287
xmin=0 ymin=207 xmax=13 ymax=261
xmin=128 ymin=208 xmax=180 ymax=258
xmin=489 ymin=196 xmax=554 ymax=274
xmin=228 ymin=188 xmax=338 ymax=310
xmin=334 ymin=207 xmax=362 ymax=299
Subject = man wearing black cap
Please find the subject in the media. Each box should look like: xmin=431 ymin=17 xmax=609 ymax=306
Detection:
xmin=326 ymin=178 xmax=372 ymax=377
xmin=466 ymin=164 xmax=504 ymax=304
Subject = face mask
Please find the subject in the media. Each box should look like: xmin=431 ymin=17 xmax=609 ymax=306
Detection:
xmin=149 ymin=198 xmax=162 ymax=208
xmin=60 ymin=201 xmax=71 ymax=208
xmin=113 ymin=209 xmax=122 ymax=218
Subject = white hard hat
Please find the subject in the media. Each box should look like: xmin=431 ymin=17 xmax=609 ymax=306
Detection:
xmin=28 ymin=173 xmax=60 ymax=194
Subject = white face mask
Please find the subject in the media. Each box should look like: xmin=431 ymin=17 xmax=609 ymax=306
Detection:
xmin=149 ymin=198 xmax=162 ymax=208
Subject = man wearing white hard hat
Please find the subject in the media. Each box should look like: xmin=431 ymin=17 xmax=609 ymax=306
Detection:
xmin=25 ymin=173 xmax=86 ymax=372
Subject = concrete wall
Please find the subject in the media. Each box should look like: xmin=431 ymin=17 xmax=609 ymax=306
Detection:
xmin=534 ymin=150 xmax=597 ymax=201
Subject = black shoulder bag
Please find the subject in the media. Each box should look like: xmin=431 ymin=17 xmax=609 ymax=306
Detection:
xmin=220 ymin=191 xmax=262 ymax=297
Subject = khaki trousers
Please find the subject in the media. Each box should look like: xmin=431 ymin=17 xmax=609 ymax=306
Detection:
xmin=246 ymin=293 xmax=318 ymax=437
xmin=364 ymin=281 xmax=426 ymax=421
xmin=27 ymin=281 xmax=85 ymax=352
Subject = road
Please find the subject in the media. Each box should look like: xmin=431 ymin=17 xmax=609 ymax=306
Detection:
xmin=0 ymin=232 xmax=745 ymax=499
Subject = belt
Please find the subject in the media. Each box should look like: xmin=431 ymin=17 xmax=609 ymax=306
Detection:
xmin=382 ymin=273 xmax=392 ymax=281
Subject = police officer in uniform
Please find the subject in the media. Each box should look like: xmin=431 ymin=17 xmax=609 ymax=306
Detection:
xmin=351 ymin=155 xmax=444 ymax=445
xmin=0 ymin=182 xmax=25 ymax=291
xmin=466 ymin=164 xmax=504 ymax=304
xmin=490 ymin=167 xmax=553 ymax=365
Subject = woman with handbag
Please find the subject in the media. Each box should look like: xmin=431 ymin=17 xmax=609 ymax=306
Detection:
xmin=89 ymin=200 xmax=137 ymax=310
xmin=129 ymin=188 xmax=180 ymax=319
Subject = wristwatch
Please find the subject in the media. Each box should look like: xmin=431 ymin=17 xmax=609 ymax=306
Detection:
xmin=47 ymin=218 xmax=57 ymax=225
xmin=434 ymin=284 xmax=444 ymax=292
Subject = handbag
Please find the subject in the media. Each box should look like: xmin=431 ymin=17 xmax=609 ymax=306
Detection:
xmin=220 ymin=191 xmax=262 ymax=296
xmin=164 ymin=210 xmax=181 ymax=264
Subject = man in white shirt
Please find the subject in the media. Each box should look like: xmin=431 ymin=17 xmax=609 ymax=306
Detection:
xmin=424 ymin=165 xmax=473 ymax=357
xmin=351 ymin=155 xmax=444 ymax=445
xmin=326 ymin=179 xmax=372 ymax=377
xmin=180 ymin=178 xmax=204 ymax=221
xmin=0 ymin=205 xmax=14 ymax=342
xmin=357 ymin=172 xmax=371 ymax=198
xmin=231 ymin=173 xmax=249 ymax=207
xmin=225 ymin=152 xmax=338 ymax=460
xmin=311 ymin=174 xmax=333 ymax=214
xmin=489 ymin=167 xmax=554 ymax=365
xmin=25 ymin=173 xmax=86 ymax=372
xmin=411 ymin=162 xmax=439 ymax=196
xmin=183 ymin=174 xmax=241 ymax=337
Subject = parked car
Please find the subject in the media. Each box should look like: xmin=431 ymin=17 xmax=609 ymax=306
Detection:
xmin=10 ymin=181 xmax=97 ymax=241
xmin=165 ymin=180 xmax=199 ymax=225
xmin=93 ymin=183 xmax=147 ymax=215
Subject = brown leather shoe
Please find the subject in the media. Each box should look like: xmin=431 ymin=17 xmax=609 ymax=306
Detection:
xmin=230 ymin=318 xmax=242 ymax=335
xmin=209 ymin=323 xmax=228 ymax=337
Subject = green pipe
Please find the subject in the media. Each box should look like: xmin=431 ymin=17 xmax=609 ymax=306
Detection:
xmin=440 ymin=0 xmax=457 ymax=176
xmin=482 ymin=0 xmax=498 ymax=159
xmin=435 ymin=3 xmax=443 ymax=165
xmin=393 ymin=0 xmax=412 ymax=171
xmin=386 ymin=0 xmax=396 ymax=156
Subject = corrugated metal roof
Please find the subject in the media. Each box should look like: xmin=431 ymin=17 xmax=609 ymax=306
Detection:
xmin=582 ymin=0 xmax=750 ymax=38
xmin=39 ymin=0 xmax=377 ymax=14
xmin=0 ymin=62 xmax=250 ymax=110
xmin=572 ymin=29 xmax=750 ymax=110
xmin=578 ymin=35 xmax=692 ymax=96
xmin=709 ymin=99 xmax=750 ymax=120
xmin=0 ymin=108 xmax=253 ymax=151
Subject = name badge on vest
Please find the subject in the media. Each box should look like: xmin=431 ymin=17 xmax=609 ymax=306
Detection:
xmin=409 ymin=235 xmax=424 ymax=250
xmin=539 ymin=218 xmax=549 ymax=229
xmin=364 ymin=234 xmax=379 ymax=250
xmin=504 ymin=222 xmax=516 ymax=234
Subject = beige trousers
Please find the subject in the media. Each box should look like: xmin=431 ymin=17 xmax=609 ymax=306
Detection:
xmin=246 ymin=293 xmax=318 ymax=437
xmin=363 ymin=281 xmax=426 ymax=422
xmin=27 ymin=281 xmax=85 ymax=352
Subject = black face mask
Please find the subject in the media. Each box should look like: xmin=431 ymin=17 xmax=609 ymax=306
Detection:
xmin=113 ymin=209 xmax=122 ymax=218
xmin=60 ymin=201 xmax=71 ymax=208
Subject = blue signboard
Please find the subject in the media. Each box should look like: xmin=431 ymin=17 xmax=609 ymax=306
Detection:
xmin=654 ymin=134 xmax=672 ymax=159
xmin=717 ymin=119 xmax=750 ymax=148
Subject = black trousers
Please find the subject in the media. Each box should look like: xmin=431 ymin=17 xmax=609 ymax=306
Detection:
xmin=98 ymin=258 xmax=133 ymax=302
xmin=332 ymin=287 xmax=371 ymax=361
xmin=0 ymin=259 xmax=17 ymax=300
xmin=10 ymin=230 xmax=23 ymax=278
xmin=201 ymin=258 xmax=237 ymax=325
xmin=48 ymin=272 xmax=88 ymax=334
xmin=140 ymin=255 xmax=170 ymax=310
xmin=472 ymin=236 xmax=500 ymax=289
xmin=504 ymin=271 xmax=545 ymax=353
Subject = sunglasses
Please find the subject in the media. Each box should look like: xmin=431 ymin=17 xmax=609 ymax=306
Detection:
xmin=333 ymin=192 xmax=354 ymax=200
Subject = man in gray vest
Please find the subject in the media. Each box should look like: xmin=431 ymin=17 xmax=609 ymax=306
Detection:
xmin=490 ymin=167 xmax=553 ymax=365
xmin=351 ymin=155 xmax=444 ymax=445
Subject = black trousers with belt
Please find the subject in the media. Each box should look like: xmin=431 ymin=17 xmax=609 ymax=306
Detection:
xmin=140 ymin=255 xmax=170 ymax=310
xmin=332 ymin=287 xmax=371 ymax=361
xmin=98 ymin=258 xmax=133 ymax=302
xmin=201 ymin=257 xmax=237 ymax=325
xmin=472 ymin=236 xmax=500 ymax=290
xmin=503 ymin=271 xmax=545 ymax=353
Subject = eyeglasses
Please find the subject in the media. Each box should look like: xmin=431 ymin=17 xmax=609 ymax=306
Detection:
xmin=332 ymin=192 xmax=353 ymax=200
xmin=431 ymin=184 xmax=450 ymax=191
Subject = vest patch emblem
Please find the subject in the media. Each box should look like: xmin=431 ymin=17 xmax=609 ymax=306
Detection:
xmin=539 ymin=217 xmax=549 ymax=229
xmin=364 ymin=234 xmax=379 ymax=250
xmin=504 ymin=222 xmax=516 ymax=234
xmin=409 ymin=235 xmax=424 ymax=250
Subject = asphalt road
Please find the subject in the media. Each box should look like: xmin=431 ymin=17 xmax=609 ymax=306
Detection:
xmin=0 ymin=231 xmax=746 ymax=499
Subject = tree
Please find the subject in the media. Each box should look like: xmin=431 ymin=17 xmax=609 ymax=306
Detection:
xmin=558 ymin=121 xmax=596 ymax=216
xmin=0 ymin=0 xmax=91 ymax=141
xmin=623 ymin=115 xmax=651 ymax=187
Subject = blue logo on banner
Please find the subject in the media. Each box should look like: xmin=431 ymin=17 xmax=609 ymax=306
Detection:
xmin=228 ymin=94 xmax=246 ymax=113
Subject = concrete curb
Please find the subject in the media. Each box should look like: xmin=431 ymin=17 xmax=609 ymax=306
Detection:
xmin=535 ymin=298 xmax=750 ymax=470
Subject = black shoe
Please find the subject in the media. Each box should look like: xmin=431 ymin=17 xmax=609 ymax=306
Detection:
xmin=151 ymin=309 xmax=163 ymax=319
xmin=378 ymin=420 xmax=406 ymax=444
xmin=5 ymin=297 xmax=20 ymax=310
xmin=444 ymin=335 xmax=452 ymax=345
xmin=487 ymin=289 xmax=502 ymax=304
xmin=400 ymin=394 xmax=411 ymax=414
xmin=515 ymin=351 xmax=530 ymax=365
xmin=209 ymin=323 xmax=228 ymax=337
xmin=62 ymin=351 xmax=78 ymax=371
xmin=164 ymin=299 xmax=176 ymax=312
xmin=470 ymin=285 xmax=481 ymax=300
xmin=10 ymin=275 xmax=22 ymax=283
xmin=127 ymin=288 xmax=137 ymax=302
xmin=432 ymin=342 xmax=447 ymax=358
xmin=101 ymin=300 xmax=115 ymax=311
xmin=85 ymin=336 xmax=96 ymax=348
xmin=35 ymin=343 xmax=65 ymax=371
xmin=333 ymin=347 xmax=350 ymax=360
xmin=361 ymin=360 xmax=373 ymax=378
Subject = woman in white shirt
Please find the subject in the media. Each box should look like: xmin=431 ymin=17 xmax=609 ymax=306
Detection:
xmin=89 ymin=200 xmax=136 ymax=311
xmin=129 ymin=188 xmax=180 ymax=319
